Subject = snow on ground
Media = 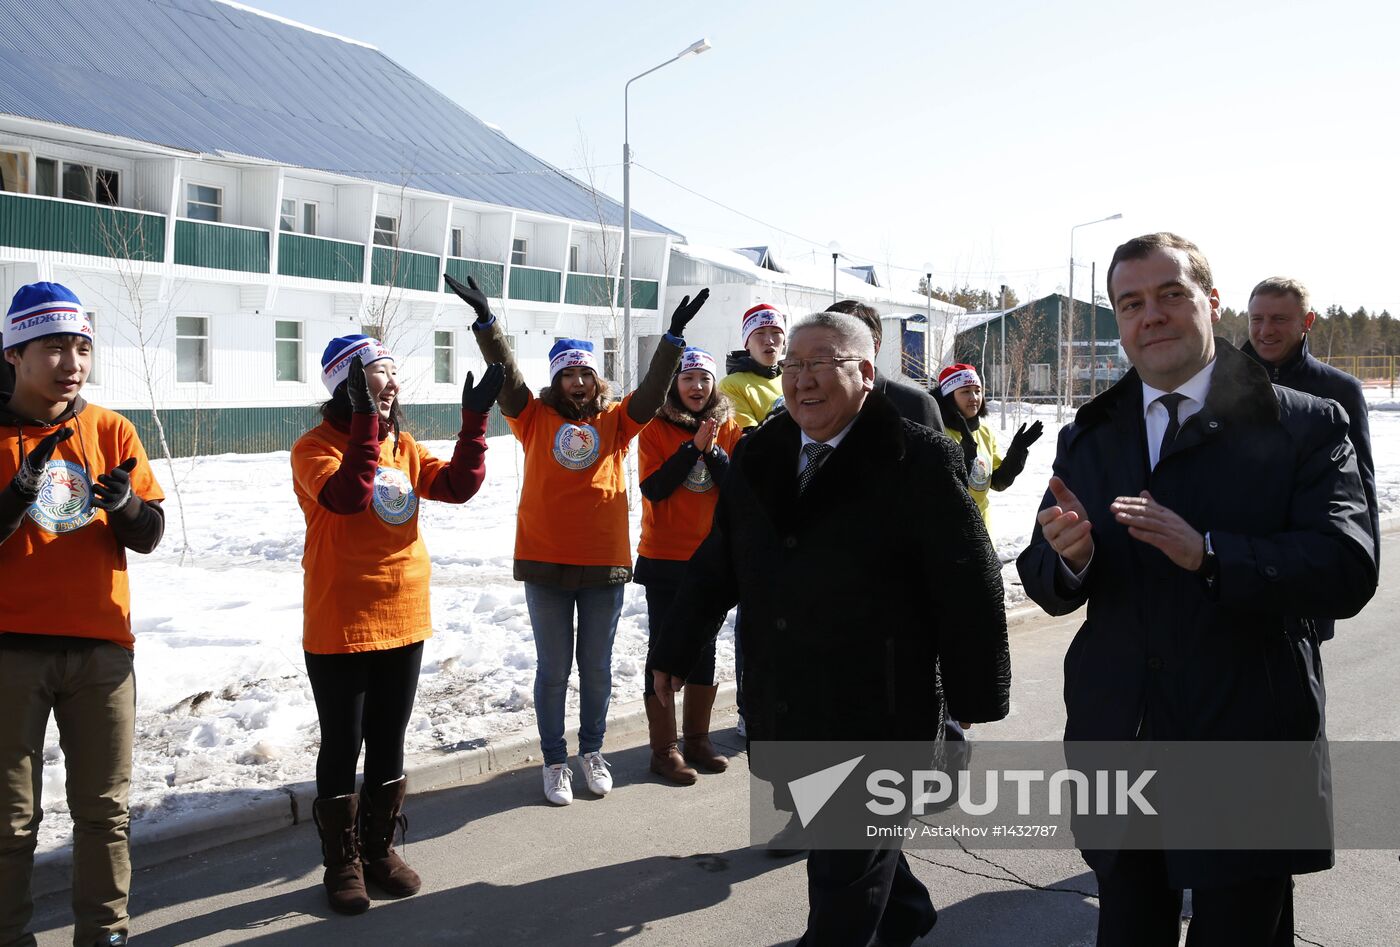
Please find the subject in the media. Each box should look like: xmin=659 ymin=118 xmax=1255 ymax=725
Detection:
xmin=33 ymin=396 xmax=1399 ymax=853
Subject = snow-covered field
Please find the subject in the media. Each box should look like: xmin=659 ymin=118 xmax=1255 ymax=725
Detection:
xmin=32 ymin=394 xmax=1399 ymax=853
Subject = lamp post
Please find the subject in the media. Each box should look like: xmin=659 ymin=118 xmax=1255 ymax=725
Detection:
xmin=924 ymin=263 xmax=933 ymax=380
xmin=999 ymin=283 xmax=1008 ymax=430
xmin=1062 ymin=212 xmax=1121 ymax=420
xmin=828 ymin=241 xmax=841 ymax=304
xmin=623 ymin=37 xmax=711 ymax=393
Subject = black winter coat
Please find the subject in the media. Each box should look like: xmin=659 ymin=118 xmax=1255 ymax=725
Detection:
xmin=1017 ymin=341 xmax=1376 ymax=885
xmin=873 ymin=371 xmax=945 ymax=433
xmin=651 ymin=392 xmax=1011 ymax=743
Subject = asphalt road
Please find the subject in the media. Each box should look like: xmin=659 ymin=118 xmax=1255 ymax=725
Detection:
xmin=30 ymin=531 xmax=1400 ymax=946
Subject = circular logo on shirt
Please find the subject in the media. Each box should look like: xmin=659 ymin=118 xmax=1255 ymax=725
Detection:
xmin=683 ymin=456 xmax=715 ymax=493
xmin=969 ymin=455 xmax=991 ymax=493
xmin=372 ymin=467 xmax=417 ymax=525
xmin=27 ymin=460 xmax=96 ymax=533
xmin=552 ymin=422 xmax=600 ymax=471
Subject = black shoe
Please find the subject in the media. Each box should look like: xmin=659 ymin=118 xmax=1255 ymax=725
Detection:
xmin=95 ymin=934 xmax=127 ymax=947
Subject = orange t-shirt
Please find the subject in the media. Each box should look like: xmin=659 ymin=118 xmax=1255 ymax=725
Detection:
xmin=291 ymin=421 xmax=451 ymax=655
xmin=507 ymin=395 xmax=648 ymax=567
xmin=0 ymin=403 xmax=163 ymax=649
xmin=637 ymin=416 xmax=744 ymax=561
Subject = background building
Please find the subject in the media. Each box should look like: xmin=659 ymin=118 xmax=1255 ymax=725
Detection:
xmin=0 ymin=0 xmax=675 ymax=453
xmin=954 ymin=293 xmax=1121 ymax=400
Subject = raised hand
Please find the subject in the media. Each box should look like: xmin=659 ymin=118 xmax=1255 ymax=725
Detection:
xmin=1110 ymin=490 xmax=1205 ymax=571
xmin=667 ymin=287 xmax=710 ymax=338
xmin=1009 ymin=420 xmax=1044 ymax=455
xmin=444 ymin=273 xmax=493 ymax=325
xmin=1037 ymin=476 xmax=1093 ymax=573
xmin=692 ymin=417 xmax=719 ymax=453
xmin=462 ymin=363 xmax=505 ymax=414
xmin=9 ymin=428 xmax=74 ymax=500
xmin=91 ymin=458 xmax=138 ymax=514
xmin=346 ymin=354 xmax=374 ymax=415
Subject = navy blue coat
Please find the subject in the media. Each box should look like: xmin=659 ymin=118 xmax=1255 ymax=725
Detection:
xmin=1017 ymin=340 xmax=1376 ymax=885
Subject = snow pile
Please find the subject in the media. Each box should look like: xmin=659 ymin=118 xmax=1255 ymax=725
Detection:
xmin=30 ymin=400 xmax=1397 ymax=853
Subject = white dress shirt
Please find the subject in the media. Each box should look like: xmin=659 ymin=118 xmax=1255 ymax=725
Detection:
xmin=797 ymin=415 xmax=859 ymax=476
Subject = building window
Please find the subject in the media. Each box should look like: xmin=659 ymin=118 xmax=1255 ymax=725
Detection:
xmin=176 ymin=316 xmax=209 ymax=383
xmin=450 ymin=228 xmax=464 ymax=258
xmin=84 ymin=311 xmax=99 ymax=385
xmin=62 ymin=162 xmax=94 ymax=202
xmin=373 ymin=214 xmax=399 ymax=247
xmin=569 ymin=245 xmax=580 ymax=272
xmin=275 ymin=320 xmax=303 ymax=382
xmin=35 ymin=158 xmax=57 ymax=197
xmin=185 ymin=183 xmax=222 ymax=222
xmin=434 ymin=330 xmax=454 ymax=384
xmin=30 ymin=159 xmax=118 ymax=205
xmin=0 ymin=149 xmax=31 ymax=194
xmin=303 ymin=202 xmax=318 ymax=235
xmin=604 ymin=336 xmax=618 ymax=381
xmin=511 ymin=238 xmax=527 ymax=266
xmin=281 ymin=200 xmax=319 ymax=235
xmin=95 ymin=169 xmax=119 ymax=205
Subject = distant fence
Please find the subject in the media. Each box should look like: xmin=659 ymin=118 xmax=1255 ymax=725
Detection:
xmin=1318 ymin=355 xmax=1397 ymax=393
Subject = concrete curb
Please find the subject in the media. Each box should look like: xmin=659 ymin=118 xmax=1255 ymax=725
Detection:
xmin=32 ymin=682 xmax=740 ymax=898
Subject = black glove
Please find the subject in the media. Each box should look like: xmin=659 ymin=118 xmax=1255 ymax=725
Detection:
xmin=9 ymin=428 xmax=74 ymax=500
xmin=92 ymin=458 xmax=138 ymax=514
xmin=346 ymin=354 xmax=374 ymax=415
xmin=667 ymin=287 xmax=710 ymax=338
xmin=444 ymin=273 xmax=493 ymax=326
xmin=463 ymin=363 xmax=505 ymax=414
xmin=1008 ymin=420 xmax=1044 ymax=455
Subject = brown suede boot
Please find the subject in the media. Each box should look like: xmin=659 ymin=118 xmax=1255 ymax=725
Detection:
xmin=312 ymin=794 xmax=370 ymax=915
xmin=359 ymin=775 xmax=422 ymax=897
xmin=681 ymin=684 xmax=729 ymax=773
xmin=646 ymin=694 xmax=698 ymax=785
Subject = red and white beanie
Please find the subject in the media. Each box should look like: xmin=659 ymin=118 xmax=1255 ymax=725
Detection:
xmin=678 ymin=346 xmax=718 ymax=379
xmin=937 ymin=363 xmax=981 ymax=397
xmin=741 ymin=303 xmax=787 ymax=347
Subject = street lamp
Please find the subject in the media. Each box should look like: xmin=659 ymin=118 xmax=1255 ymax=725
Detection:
xmin=1061 ymin=212 xmax=1122 ymax=420
xmin=622 ymin=37 xmax=711 ymax=393
xmin=923 ymin=261 xmax=933 ymax=380
xmin=828 ymin=241 xmax=842 ymax=304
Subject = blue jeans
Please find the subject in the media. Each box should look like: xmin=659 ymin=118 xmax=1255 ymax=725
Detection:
xmin=523 ymin=582 xmax=625 ymax=766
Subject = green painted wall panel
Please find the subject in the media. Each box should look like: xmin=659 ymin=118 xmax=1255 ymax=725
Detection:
xmin=278 ymin=233 xmax=364 ymax=282
xmin=508 ymin=266 xmax=561 ymax=303
xmin=444 ymin=258 xmax=504 ymax=298
xmin=630 ymin=279 xmax=659 ymax=310
xmin=0 ymin=193 xmax=164 ymax=260
xmin=372 ymin=247 xmax=439 ymax=292
xmin=564 ymin=273 xmax=615 ymax=307
xmin=174 ymin=219 xmax=270 ymax=273
xmin=119 ymin=403 xmax=508 ymax=458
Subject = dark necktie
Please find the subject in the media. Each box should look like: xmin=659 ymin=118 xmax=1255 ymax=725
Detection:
xmin=798 ymin=442 xmax=834 ymax=493
xmin=1156 ymin=393 xmax=1186 ymax=467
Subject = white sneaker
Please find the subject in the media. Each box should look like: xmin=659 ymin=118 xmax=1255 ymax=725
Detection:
xmin=581 ymin=751 xmax=613 ymax=796
xmin=736 ymin=715 xmax=747 ymax=739
xmin=543 ymin=762 xmax=573 ymax=806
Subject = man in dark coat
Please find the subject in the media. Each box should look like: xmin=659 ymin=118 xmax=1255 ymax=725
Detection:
xmin=652 ymin=311 xmax=1010 ymax=947
xmin=826 ymin=299 xmax=945 ymax=432
xmin=1242 ymin=276 xmax=1379 ymax=640
xmin=1018 ymin=233 xmax=1376 ymax=945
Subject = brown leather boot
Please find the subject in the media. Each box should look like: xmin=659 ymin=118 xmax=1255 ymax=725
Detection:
xmin=359 ymin=776 xmax=422 ymax=897
xmin=645 ymin=694 xmax=697 ymax=785
xmin=312 ymin=794 xmax=370 ymax=915
xmin=682 ymin=684 xmax=729 ymax=773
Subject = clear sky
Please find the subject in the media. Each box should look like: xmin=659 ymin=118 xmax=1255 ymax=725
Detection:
xmin=256 ymin=0 xmax=1397 ymax=315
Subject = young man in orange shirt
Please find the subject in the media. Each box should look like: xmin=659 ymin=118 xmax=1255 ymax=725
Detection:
xmin=0 ymin=282 xmax=164 ymax=947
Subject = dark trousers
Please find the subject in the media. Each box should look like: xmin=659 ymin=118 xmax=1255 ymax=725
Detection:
xmin=1093 ymin=849 xmax=1294 ymax=947
xmin=304 ymin=641 xmax=424 ymax=798
xmin=639 ymin=569 xmax=718 ymax=696
xmin=797 ymin=848 xmax=936 ymax=947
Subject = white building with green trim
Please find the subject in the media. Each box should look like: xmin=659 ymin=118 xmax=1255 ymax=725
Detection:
xmin=0 ymin=0 xmax=675 ymax=453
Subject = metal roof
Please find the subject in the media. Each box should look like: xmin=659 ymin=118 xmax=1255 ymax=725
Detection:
xmin=0 ymin=0 xmax=677 ymax=234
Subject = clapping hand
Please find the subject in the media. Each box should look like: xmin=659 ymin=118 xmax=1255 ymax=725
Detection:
xmin=1036 ymin=476 xmax=1094 ymax=573
xmin=91 ymin=458 xmax=138 ymax=515
xmin=462 ymin=363 xmax=505 ymax=415
xmin=9 ymin=428 xmax=74 ymax=500
xmin=692 ymin=417 xmax=719 ymax=453
xmin=667 ymin=288 xmax=710 ymax=338
xmin=444 ymin=273 xmax=493 ymax=326
xmin=1110 ymin=490 xmax=1205 ymax=571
